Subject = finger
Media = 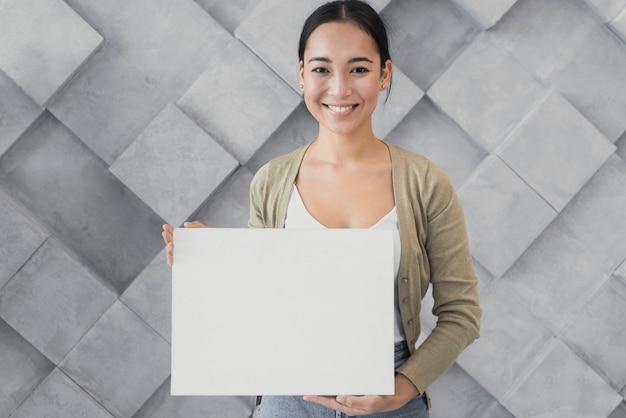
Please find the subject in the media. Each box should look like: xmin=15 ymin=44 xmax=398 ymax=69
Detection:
xmin=337 ymin=395 xmax=371 ymax=410
xmin=303 ymin=396 xmax=341 ymax=410
xmin=162 ymin=224 xmax=173 ymax=244
xmin=303 ymin=396 xmax=359 ymax=415
xmin=183 ymin=221 xmax=208 ymax=228
xmin=166 ymin=242 xmax=174 ymax=266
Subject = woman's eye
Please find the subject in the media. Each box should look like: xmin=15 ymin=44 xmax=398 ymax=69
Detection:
xmin=351 ymin=67 xmax=369 ymax=73
xmin=312 ymin=67 xmax=329 ymax=73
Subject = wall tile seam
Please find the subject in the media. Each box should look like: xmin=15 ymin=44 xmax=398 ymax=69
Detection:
xmin=39 ymin=35 xmax=106 ymax=108
xmin=582 ymin=0 xmax=626 ymax=23
xmin=472 ymin=398 xmax=514 ymax=418
xmin=243 ymin=103 xmax=307 ymax=173
xmin=0 ymin=108 xmax=47 ymax=163
xmin=385 ymin=18 xmax=482 ymax=92
xmin=118 ymin=295 xmax=173 ymax=346
xmin=497 ymin=336 xmax=558 ymax=403
xmin=559 ymin=277 xmax=626 ymax=391
xmin=6 ymin=364 xmax=54 ymax=418
xmin=446 ymin=0 xmax=500 ymax=30
xmin=0 ymin=180 xmax=121 ymax=297
xmin=0 ymin=237 xmax=48 ymax=294
xmin=60 ymin=3 xmax=220 ymax=105
xmin=233 ymin=36 xmax=304 ymax=98
xmin=0 ymin=189 xmax=120 ymax=295
xmin=2 ymin=269 xmax=120 ymax=371
xmin=54 ymin=299 xmax=172 ymax=415
xmin=9 ymin=366 xmax=118 ymax=418
xmin=607 ymin=5 xmax=626 ymax=39
xmin=543 ymin=272 xmax=613 ymax=336
xmin=0 ymin=169 xmax=124 ymax=298
xmin=1 ymin=109 xmax=173 ymax=295
xmin=426 ymin=49 xmax=549 ymax=157
xmin=171 ymin=101 xmax=247 ymax=166
xmin=418 ymin=95 xmax=487 ymax=159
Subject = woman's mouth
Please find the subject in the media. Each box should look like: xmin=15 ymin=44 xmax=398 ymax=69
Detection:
xmin=325 ymin=104 xmax=357 ymax=115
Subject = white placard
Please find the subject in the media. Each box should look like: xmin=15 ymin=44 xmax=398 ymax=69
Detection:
xmin=171 ymin=228 xmax=394 ymax=396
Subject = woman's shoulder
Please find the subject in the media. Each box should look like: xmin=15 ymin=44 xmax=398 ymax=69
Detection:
xmin=251 ymin=144 xmax=310 ymax=188
xmin=386 ymin=143 xmax=450 ymax=182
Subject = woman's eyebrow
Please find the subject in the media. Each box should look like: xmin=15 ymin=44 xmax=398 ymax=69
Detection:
xmin=307 ymin=56 xmax=374 ymax=64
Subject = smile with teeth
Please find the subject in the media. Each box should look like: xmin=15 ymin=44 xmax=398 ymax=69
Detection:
xmin=326 ymin=104 xmax=356 ymax=113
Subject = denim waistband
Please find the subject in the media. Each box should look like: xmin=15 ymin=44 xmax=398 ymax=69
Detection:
xmin=394 ymin=341 xmax=411 ymax=369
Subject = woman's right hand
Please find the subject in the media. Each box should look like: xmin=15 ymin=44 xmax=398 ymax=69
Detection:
xmin=162 ymin=221 xmax=208 ymax=266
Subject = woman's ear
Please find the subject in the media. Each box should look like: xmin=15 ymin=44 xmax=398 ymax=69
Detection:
xmin=299 ymin=60 xmax=305 ymax=86
xmin=382 ymin=59 xmax=393 ymax=87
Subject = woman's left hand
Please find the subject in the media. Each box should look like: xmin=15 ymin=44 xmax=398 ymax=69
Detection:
xmin=303 ymin=373 xmax=419 ymax=416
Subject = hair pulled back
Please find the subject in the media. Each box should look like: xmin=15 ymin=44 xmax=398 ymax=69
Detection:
xmin=298 ymin=0 xmax=392 ymax=97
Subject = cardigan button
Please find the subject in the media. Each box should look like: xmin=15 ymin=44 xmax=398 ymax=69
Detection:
xmin=401 ymin=277 xmax=408 ymax=283
xmin=402 ymin=297 xmax=409 ymax=303
xmin=407 ymin=319 xmax=414 ymax=325
xmin=410 ymin=339 xmax=416 ymax=345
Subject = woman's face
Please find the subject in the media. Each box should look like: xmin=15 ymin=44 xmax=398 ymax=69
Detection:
xmin=299 ymin=21 xmax=391 ymax=138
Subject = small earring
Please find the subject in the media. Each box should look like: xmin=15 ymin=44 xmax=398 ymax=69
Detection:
xmin=299 ymin=83 xmax=304 ymax=90
xmin=381 ymin=83 xmax=387 ymax=90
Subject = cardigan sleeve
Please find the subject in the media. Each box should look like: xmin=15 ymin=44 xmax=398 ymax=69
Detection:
xmin=397 ymin=163 xmax=482 ymax=393
xmin=248 ymin=164 xmax=269 ymax=228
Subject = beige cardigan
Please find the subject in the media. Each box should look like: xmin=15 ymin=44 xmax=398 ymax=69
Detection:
xmin=248 ymin=142 xmax=481 ymax=394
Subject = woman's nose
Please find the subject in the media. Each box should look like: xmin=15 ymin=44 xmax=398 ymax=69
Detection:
xmin=328 ymin=74 xmax=352 ymax=97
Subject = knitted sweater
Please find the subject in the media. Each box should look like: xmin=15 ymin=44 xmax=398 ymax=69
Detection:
xmin=248 ymin=142 xmax=481 ymax=394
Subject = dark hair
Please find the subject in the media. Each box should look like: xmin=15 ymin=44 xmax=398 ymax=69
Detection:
xmin=298 ymin=0 xmax=392 ymax=100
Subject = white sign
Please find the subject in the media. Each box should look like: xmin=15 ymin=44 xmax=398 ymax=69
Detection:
xmin=171 ymin=228 xmax=394 ymax=396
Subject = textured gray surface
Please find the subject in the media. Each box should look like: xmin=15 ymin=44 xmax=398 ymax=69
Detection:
xmin=496 ymin=91 xmax=615 ymax=211
xmin=1 ymin=0 xmax=626 ymax=417
xmin=59 ymin=301 xmax=171 ymax=418
xmin=0 ymin=319 xmax=54 ymax=417
xmin=428 ymin=33 xmax=545 ymax=151
xmin=0 ymin=239 xmax=116 ymax=364
xmin=8 ymin=368 xmax=115 ymax=418
xmin=458 ymin=155 xmax=557 ymax=277
xmin=0 ymin=0 xmax=102 ymax=106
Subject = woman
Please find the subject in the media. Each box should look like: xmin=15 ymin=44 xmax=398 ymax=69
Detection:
xmin=163 ymin=1 xmax=481 ymax=416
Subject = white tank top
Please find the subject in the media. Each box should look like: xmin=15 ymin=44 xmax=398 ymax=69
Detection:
xmin=284 ymin=185 xmax=405 ymax=343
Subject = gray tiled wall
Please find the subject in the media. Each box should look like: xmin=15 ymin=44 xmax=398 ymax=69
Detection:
xmin=1 ymin=0 xmax=625 ymax=417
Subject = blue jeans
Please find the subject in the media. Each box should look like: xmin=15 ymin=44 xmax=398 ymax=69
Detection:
xmin=258 ymin=342 xmax=429 ymax=418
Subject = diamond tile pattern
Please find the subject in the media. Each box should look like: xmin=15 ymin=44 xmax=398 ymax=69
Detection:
xmin=496 ymin=91 xmax=615 ymax=211
xmin=0 ymin=239 xmax=116 ymax=364
xmin=490 ymin=0 xmax=599 ymax=83
xmin=612 ymin=7 xmax=626 ymax=41
xmin=383 ymin=0 xmax=480 ymax=89
xmin=555 ymin=26 xmax=626 ymax=142
xmin=503 ymin=339 xmax=622 ymax=417
xmin=0 ymin=69 xmax=42 ymax=156
xmin=0 ymin=0 xmax=103 ymax=106
xmin=49 ymin=44 xmax=170 ymax=165
xmin=563 ymin=277 xmax=626 ymax=391
xmin=428 ymin=33 xmax=545 ymax=151
xmin=0 ymin=192 xmax=46 ymax=289
xmin=9 ymin=368 xmax=115 ymax=418
xmin=0 ymin=318 xmax=54 ymax=417
xmin=458 ymin=155 xmax=557 ymax=277
xmin=60 ymin=301 xmax=171 ymax=418
xmin=110 ymin=103 xmax=238 ymax=226
xmin=584 ymin=0 xmax=626 ymax=21
xmin=450 ymin=0 xmax=517 ymax=29
xmin=0 ymin=1 xmax=625 ymax=416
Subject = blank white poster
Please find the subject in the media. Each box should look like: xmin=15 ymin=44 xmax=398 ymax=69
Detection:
xmin=171 ymin=228 xmax=394 ymax=396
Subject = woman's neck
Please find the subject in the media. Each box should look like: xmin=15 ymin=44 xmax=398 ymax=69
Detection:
xmin=312 ymin=126 xmax=383 ymax=164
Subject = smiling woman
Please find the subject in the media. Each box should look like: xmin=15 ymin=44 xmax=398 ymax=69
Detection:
xmin=163 ymin=1 xmax=481 ymax=417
